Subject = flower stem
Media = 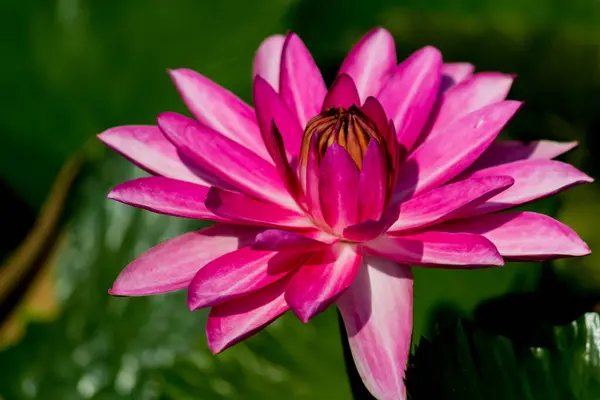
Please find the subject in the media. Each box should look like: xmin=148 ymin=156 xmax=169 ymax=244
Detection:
xmin=337 ymin=310 xmax=375 ymax=399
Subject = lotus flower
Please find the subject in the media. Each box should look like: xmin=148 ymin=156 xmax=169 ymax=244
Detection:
xmin=98 ymin=28 xmax=592 ymax=399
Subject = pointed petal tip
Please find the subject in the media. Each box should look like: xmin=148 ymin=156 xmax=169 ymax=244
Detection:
xmin=207 ymin=338 xmax=226 ymax=355
xmin=167 ymin=68 xmax=194 ymax=87
xmin=187 ymin=297 xmax=201 ymax=312
xmin=167 ymin=67 xmax=194 ymax=80
xmin=560 ymin=140 xmax=580 ymax=154
xmin=578 ymin=242 xmax=592 ymax=256
xmin=288 ymin=302 xmax=320 ymax=324
xmin=107 ymin=286 xmax=133 ymax=297
xmin=106 ymin=189 xmax=119 ymax=201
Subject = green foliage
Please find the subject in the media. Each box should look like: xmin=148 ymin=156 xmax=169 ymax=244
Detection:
xmin=0 ymin=155 xmax=351 ymax=400
xmin=407 ymin=309 xmax=600 ymax=400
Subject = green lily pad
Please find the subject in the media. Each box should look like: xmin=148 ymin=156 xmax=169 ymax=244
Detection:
xmin=406 ymin=308 xmax=600 ymax=400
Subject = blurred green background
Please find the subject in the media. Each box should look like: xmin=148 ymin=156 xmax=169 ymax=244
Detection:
xmin=1 ymin=0 xmax=600 ymax=398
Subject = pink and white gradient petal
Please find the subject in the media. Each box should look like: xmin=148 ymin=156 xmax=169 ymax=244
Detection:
xmin=337 ymin=257 xmax=413 ymax=400
xmin=253 ymin=35 xmax=285 ymax=92
xmin=206 ymin=276 xmax=291 ymax=354
xmin=366 ymin=232 xmax=504 ymax=267
xmin=437 ymin=212 xmax=590 ymax=260
xmin=109 ymin=224 xmax=262 ymax=296
xmin=187 ymin=248 xmax=306 ymax=310
xmin=158 ymin=112 xmax=301 ymax=211
xmin=169 ymin=69 xmax=269 ymax=160
xmin=285 ymin=243 xmax=362 ymax=323
xmin=108 ymin=176 xmax=229 ymax=222
xmin=377 ymin=46 xmax=442 ymax=152
xmin=280 ymin=33 xmax=327 ymax=127
xmin=97 ymin=126 xmax=218 ymax=186
xmin=339 ymin=27 xmax=396 ymax=102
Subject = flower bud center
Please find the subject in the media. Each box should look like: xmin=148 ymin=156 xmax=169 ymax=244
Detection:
xmin=300 ymin=106 xmax=382 ymax=169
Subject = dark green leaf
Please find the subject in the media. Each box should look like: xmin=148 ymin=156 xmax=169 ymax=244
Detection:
xmin=407 ymin=309 xmax=600 ymax=400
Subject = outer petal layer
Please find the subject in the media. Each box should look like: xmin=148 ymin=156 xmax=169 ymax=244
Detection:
xmin=108 ymin=176 xmax=227 ymax=221
xmin=285 ymin=243 xmax=362 ymax=322
xmin=169 ymin=69 xmax=269 ymax=159
xmin=158 ymin=112 xmax=299 ymax=211
xmin=388 ymin=175 xmax=514 ymax=232
xmin=253 ymin=35 xmax=285 ymax=92
xmin=280 ymin=33 xmax=327 ymax=127
xmin=252 ymin=229 xmax=336 ymax=251
xmin=337 ymin=257 xmax=413 ymax=400
xmin=431 ymin=72 xmax=515 ymax=130
xmin=254 ymin=76 xmax=304 ymax=160
xmin=187 ymin=248 xmax=305 ymax=310
xmin=97 ymin=125 xmax=216 ymax=186
xmin=378 ymin=46 xmax=442 ymax=152
xmin=206 ymin=276 xmax=291 ymax=354
xmin=338 ymin=28 xmax=396 ymax=101
xmin=394 ymin=101 xmax=522 ymax=200
xmin=206 ymin=188 xmax=313 ymax=229
xmin=466 ymin=140 xmax=578 ymax=172
xmin=463 ymin=159 xmax=593 ymax=216
xmin=440 ymin=63 xmax=474 ymax=91
xmin=438 ymin=212 xmax=590 ymax=260
xmin=366 ymin=232 xmax=504 ymax=267
xmin=109 ymin=224 xmax=262 ymax=296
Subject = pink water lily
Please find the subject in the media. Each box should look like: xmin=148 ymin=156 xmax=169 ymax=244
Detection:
xmin=99 ymin=27 xmax=591 ymax=400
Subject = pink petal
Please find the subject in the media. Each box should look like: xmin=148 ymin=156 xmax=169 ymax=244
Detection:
xmin=377 ymin=46 xmax=443 ymax=152
xmin=205 ymin=187 xmax=313 ymax=229
xmin=358 ymin=140 xmax=387 ymax=221
xmin=366 ymin=232 xmax=504 ymax=267
xmin=157 ymin=112 xmax=299 ymax=211
xmin=336 ymin=257 xmax=413 ymax=400
xmin=431 ymin=72 xmax=515 ymax=130
xmin=97 ymin=125 xmax=217 ymax=186
xmin=360 ymin=97 xmax=390 ymax=140
xmin=388 ymin=175 xmax=514 ymax=232
xmin=206 ymin=276 xmax=291 ymax=354
xmin=466 ymin=140 xmax=579 ymax=172
xmin=304 ymin=134 xmax=327 ymax=228
xmin=339 ymin=28 xmax=396 ymax=102
xmin=252 ymin=229 xmax=337 ymax=251
xmin=253 ymin=76 xmax=304 ymax=159
xmin=169 ymin=69 xmax=269 ymax=160
xmin=440 ymin=62 xmax=475 ymax=91
xmin=322 ymin=74 xmax=361 ymax=110
xmin=252 ymin=35 xmax=285 ymax=92
xmin=108 ymin=176 xmax=229 ymax=222
xmin=343 ymin=204 xmax=401 ymax=243
xmin=461 ymin=159 xmax=593 ymax=216
xmin=438 ymin=212 xmax=590 ymax=260
xmin=280 ymin=33 xmax=327 ymax=127
xmin=319 ymin=144 xmax=360 ymax=233
xmin=187 ymin=248 xmax=306 ymax=310
xmin=260 ymin=117 xmax=304 ymax=204
xmin=394 ymin=101 xmax=522 ymax=201
xmin=109 ymin=224 xmax=262 ymax=296
xmin=285 ymin=243 xmax=362 ymax=322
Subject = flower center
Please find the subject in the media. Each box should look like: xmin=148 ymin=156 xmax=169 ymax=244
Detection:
xmin=299 ymin=106 xmax=383 ymax=169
